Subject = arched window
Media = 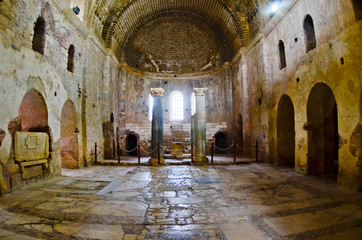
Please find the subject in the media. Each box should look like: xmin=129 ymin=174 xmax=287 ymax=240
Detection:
xmin=149 ymin=94 xmax=153 ymax=121
xmin=171 ymin=91 xmax=184 ymax=121
xmin=191 ymin=92 xmax=196 ymax=116
xmin=303 ymin=15 xmax=316 ymax=53
xmin=67 ymin=45 xmax=75 ymax=73
xmin=32 ymin=17 xmax=46 ymax=55
xmin=352 ymin=0 xmax=362 ymax=20
xmin=278 ymin=40 xmax=286 ymax=69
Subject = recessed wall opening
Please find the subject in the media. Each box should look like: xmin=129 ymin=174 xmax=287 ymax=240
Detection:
xmin=278 ymin=40 xmax=286 ymax=69
xmin=352 ymin=0 xmax=362 ymax=20
xmin=60 ymin=100 xmax=79 ymax=169
xmin=32 ymin=17 xmax=46 ymax=55
xmin=277 ymin=95 xmax=295 ymax=167
xmin=126 ymin=134 xmax=138 ymax=156
xmin=307 ymin=83 xmax=339 ymax=180
xmin=304 ymin=15 xmax=316 ymax=53
xmin=214 ymin=131 xmax=227 ymax=154
xmin=67 ymin=45 xmax=75 ymax=73
xmin=19 ymin=89 xmax=48 ymax=132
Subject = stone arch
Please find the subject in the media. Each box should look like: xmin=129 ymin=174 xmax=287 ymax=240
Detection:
xmin=125 ymin=133 xmax=138 ymax=156
xmin=277 ymin=94 xmax=295 ymax=167
xmin=32 ymin=17 xmax=46 ymax=55
xmin=60 ymin=100 xmax=79 ymax=169
xmin=214 ymin=131 xmax=227 ymax=154
xmin=307 ymin=83 xmax=338 ymax=179
xmin=19 ymin=89 xmax=48 ymax=132
xmin=304 ymin=14 xmax=316 ymax=53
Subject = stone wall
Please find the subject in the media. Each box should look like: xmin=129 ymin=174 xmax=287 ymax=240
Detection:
xmin=231 ymin=0 xmax=362 ymax=189
xmin=0 ymin=0 xmax=119 ymax=193
xmin=119 ymin=69 xmax=232 ymax=154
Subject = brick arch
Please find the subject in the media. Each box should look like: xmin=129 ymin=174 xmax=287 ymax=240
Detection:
xmin=99 ymin=0 xmax=245 ymax=56
xmin=123 ymin=11 xmax=233 ymax=73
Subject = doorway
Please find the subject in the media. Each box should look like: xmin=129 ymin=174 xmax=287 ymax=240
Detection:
xmin=277 ymin=95 xmax=295 ymax=167
xmin=307 ymin=83 xmax=339 ymax=179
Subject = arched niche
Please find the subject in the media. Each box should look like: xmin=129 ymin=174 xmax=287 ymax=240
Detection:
xmin=19 ymin=89 xmax=48 ymax=132
xmin=307 ymin=83 xmax=338 ymax=179
xmin=214 ymin=131 xmax=227 ymax=154
xmin=60 ymin=100 xmax=79 ymax=169
xmin=277 ymin=94 xmax=295 ymax=167
xmin=304 ymin=15 xmax=317 ymax=53
xmin=125 ymin=133 xmax=138 ymax=156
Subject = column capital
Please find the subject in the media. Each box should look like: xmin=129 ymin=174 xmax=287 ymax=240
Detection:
xmin=150 ymin=88 xmax=165 ymax=97
xmin=193 ymin=88 xmax=208 ymax=96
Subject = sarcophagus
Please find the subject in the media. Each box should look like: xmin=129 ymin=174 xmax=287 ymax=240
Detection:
xmin=15 ymin=132 xmax=49 ymax=178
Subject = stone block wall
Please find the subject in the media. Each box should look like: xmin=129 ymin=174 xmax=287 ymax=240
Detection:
xmin=0 ymin=0 xmax=120 ymax=194
xmin=231 ymin=0 xmax=362 ymax=189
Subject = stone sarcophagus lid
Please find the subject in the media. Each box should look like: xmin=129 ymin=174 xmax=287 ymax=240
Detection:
xmin=15 ymin=132 xmax=49 ymax=178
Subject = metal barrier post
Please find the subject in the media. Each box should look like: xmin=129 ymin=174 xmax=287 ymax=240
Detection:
xmin=117 ymin=140 xmax=120 ymax=166
xmin=233 ymin=142 xmax=236 ymax=165
xmin=256 ymin=140 xmax=259 ymax=163
xmin=158 ymin=143 xmax=161 ymax=165
xmin=191 ymin=144 xmax=194 ymax=165
xmin=211 ymin=141 xmax=214 ymax=165
xmin=95 ymin=143 xmax=97 ymax=165
xmin=137 ymin=141 xmax=141 ymax=166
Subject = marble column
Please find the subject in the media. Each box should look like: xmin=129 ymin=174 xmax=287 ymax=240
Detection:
xmin=194 ymin=88 xmax=208 ymax=164
xmin=149 ymin=88 xmax=165 ymax=165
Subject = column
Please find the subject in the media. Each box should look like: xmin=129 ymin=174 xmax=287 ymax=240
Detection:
xmin=149 ymin=88 xmax=165 ymax=165
xmin=194 ymin=88 xmax=208 ymax=164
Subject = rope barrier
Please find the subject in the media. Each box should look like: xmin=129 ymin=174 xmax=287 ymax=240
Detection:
xmin=236 ymin=145 xmax=253 ymax=151
xmin=140 ymin=146 xmax=158 ymax=155
xmin=118 ymin=144 xmax=138 ymax=153
xmin=206 ymin=144 xmax=213 ymax=152
xmin=214 ymin=143 xmax=234 ymax=152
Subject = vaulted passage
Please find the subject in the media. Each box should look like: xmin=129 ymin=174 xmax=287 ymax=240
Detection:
xmin=277 ymin=95 xmax=295 ymax=167
xmin=307 ymin=83 xmax=339 ymax=179
xmin=60 ymin=100 xmax=79 ymax=169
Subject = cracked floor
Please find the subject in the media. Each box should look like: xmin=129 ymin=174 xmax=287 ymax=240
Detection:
xmin=0 ymin=164 xmax=362 ymax=240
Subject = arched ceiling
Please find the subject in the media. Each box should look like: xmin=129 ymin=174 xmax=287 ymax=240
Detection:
xmin=87 ymin=0 xmax=262 ymax=74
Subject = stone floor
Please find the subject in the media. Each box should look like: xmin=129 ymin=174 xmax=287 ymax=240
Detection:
xmin=0 ymin=163 xmax=362 ymax=240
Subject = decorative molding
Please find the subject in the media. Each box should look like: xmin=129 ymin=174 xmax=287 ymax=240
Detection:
xmin=150 ymin=88 xmax=165 ymax=97
xmin=193 ymin=88 xmax=208 ymax=96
